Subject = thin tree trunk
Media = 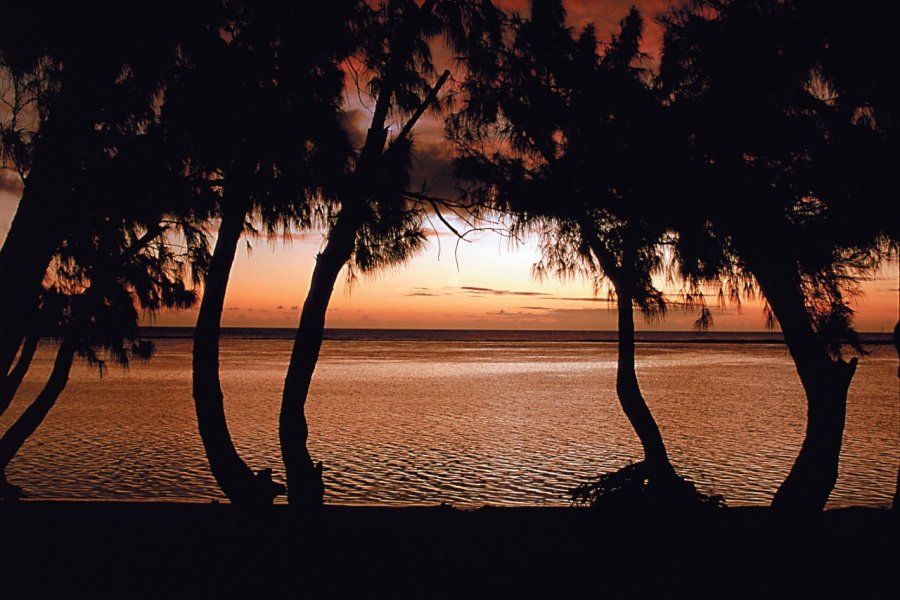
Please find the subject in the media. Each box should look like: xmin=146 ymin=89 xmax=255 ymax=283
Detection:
xmin=280 ymin=209 xmax=360 ymax=508
xmin=278 ymin=20 xmax=448 ymax=507
xmin=613 ymin=283 xmax=676 ymax=480
xmin=753 ymin=264 xmax=857 ymax=512
xmin=0 ymin=334 xmax=39 ymax=418
xmin=582 ymin=229 xmax=676 ymax=482
xmin=193 ymin=198 xmax=282 ymax=506
xmin=0 ymin=339 xmax=76 ymax=499
xmin=0 ymin=74 xmax=89 ymax=378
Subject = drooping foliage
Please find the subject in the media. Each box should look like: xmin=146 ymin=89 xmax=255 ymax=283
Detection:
xmin=160 ymin=0 xmax=359 ymax=506
xmin=660 ymin=0 xmax=897 ymax=510
xmin=448 ymin=0 xmax=716 ymax=500
xmin=0 ymin=0 xmax=216 ymax=382
xmin=0 ymin=214 xmax=199 ymax=500
xmin=278 ymin=0 xmax=506 ymax=508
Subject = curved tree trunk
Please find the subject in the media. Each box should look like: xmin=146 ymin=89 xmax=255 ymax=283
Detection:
xmin=0 ymin=339 xmax=76 ymax=500
xmin=280 ymin=209 xmax=359 ymax=508
xmin=613 ymin=283 xmax=677 ymax=481
xmin=0 ymin=333 xmax=39 ymax=418
xmin=752 ymin=263 xmax=857 ymax=512
xmin=582 ymin=229 xmax=676 ymax=483
xmin=0 ymin=74 xmax=90 ymax=378
xmin=193 ymin=198 xmax=283 ymax=506
xmin=278 ymin=5 xmax=447 ymax=507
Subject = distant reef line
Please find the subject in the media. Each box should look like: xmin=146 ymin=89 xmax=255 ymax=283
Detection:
xmin=133 ymin=327 xmax=895 ymax=345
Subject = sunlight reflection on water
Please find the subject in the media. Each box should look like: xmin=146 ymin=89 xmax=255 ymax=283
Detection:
xmin=2 ymin=339 xmax=897 ymax=508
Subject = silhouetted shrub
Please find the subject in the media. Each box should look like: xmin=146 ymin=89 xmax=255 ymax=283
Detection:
xmin=569 ymin=462 xmax=724 ymax=511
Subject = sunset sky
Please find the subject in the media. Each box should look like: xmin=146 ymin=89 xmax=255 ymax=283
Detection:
xmin=2 ymin=190 xmax=895 ymax=332
xmin=0 ymin=0 xmax=896 ymax=332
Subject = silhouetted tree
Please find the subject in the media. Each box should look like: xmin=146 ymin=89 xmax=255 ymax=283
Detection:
xmin=279 ymin=0 xmax=439 ymax=509
xmin=162 ymin=0 xmax=356 ymax=506
xmin=0 ymin=219 xmax=196 ymax=500
xmin=796 ymin=0 xmax=900 ymax=511
xmin=0 ymin=1 xmax=213 ymax=391
xmin=450 ymin=2 xmax=694 ymax=492
xmin=279 ymin=0 xmax=502 ymax=508
xmin=660 ymin=0 xmax=896 ymax=510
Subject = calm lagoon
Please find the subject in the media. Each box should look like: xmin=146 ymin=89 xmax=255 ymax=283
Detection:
xmin=3 ymin=330 xmax=897 ymax=507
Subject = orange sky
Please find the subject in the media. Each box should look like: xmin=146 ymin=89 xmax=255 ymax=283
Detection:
xmin=2 ymin=187 xmax=895 ymax=332
xmin=133 ymin=223 xmax=896 ymax=332
xmin=1 ymin=1 xmax=897 ymax=332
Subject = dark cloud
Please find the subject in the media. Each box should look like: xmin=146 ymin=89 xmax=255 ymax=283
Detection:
xmin=276 ymin=305 xmax=285 ymax=309
xmin=290 ymin=305 xmax=300 ymax=310
xmin=409 ymin=141 xmax=458 ymax=200
xmin=407 ymin=286 xmax=615 ymax=303
xmin=461 ymin=286 xmax=549 ymax=297
xmin=558 ymin=296 xmax=611 ymax=303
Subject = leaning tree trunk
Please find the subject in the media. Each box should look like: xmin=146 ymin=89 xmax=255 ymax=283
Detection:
xmin=0 ymin=75 xmax=91 ymax=378
xmin=193 ymin=197 xmax=283 ymax=506
xmin=753 ymin=264 xmax=858 ymax=512
xmin=613 ymin=282 xmax=677 ymax=482
xmin=280 ymin=208 xmax=360 ymax=508
xmin=278 ymin=11 xmax=448 ymax=506
xmin=0 ymin=338 xmax=76 ymax=500
xmin=0 ymin=333 xmax=39 ymax=418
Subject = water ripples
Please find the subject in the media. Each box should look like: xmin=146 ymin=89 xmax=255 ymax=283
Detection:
xmin=1 ymin=340 xmax=896 ymax=508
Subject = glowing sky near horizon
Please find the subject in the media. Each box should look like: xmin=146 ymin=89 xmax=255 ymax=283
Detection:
xmin=145 ymin=223 xmax=898 ymax=332
xmin=0 ymin=0 xmax=897 ymax=332
xmin=1 ymin=182 xmax=895 ymax=332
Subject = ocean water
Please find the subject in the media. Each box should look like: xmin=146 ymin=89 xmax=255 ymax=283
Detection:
xmin=2 ymin=330 xmax=897 ymax=507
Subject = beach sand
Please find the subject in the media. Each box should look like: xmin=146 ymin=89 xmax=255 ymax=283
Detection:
xmin=1 ymin=502 xmax=897 ymax=598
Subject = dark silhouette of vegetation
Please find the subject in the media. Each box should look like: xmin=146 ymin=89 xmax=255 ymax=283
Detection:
xmin=162 ymin=0 xmax=356 ymax=507
xmin=449 ymin=1 xmax=696 ymax=495
xmin=660 ymin=0 xmax=897 ymax=511
xmin=0 ymin=0 xmax=894 ymax=513
xmin=0 ymin=1 xmax=212 ymax=388
xmin=569 ymin=462 xmax=724 ymax=511
xmin=279 ymin=0 xmax=500 ymax=508
xmin=0 ymin=219 xmax=196 ymax=500
xmin=279 ymin=0 xmax=441 ymax=508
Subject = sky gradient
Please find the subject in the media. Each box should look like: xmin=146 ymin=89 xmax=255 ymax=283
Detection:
xmin=0 ymin=1 xmax=896 ymax=332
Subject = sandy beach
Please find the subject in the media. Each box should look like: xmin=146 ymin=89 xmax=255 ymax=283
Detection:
xmin=1 ymin=502 xmax=896 ymax=598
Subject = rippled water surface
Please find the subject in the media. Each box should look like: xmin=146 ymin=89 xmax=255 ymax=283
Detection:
xmin=3 ymin=337 xmax=897 ymax=507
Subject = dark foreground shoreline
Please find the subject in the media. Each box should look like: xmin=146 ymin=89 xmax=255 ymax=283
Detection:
xmin=1 ymin=503 xmax=897 ymax=599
